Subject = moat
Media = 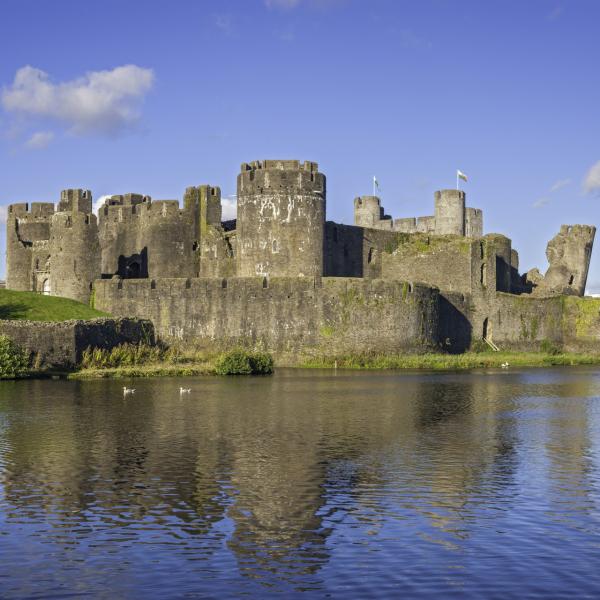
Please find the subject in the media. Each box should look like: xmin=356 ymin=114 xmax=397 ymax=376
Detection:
xmin=1 ymin=368 xmax=600 ymax=598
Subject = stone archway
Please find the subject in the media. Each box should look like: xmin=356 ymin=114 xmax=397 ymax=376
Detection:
xmin=42 ymin=279 xmax=51 ymax=295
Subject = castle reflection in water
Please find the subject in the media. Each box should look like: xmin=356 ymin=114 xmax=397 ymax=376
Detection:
xmin=0 ymin=370 xmax=599 ymax=596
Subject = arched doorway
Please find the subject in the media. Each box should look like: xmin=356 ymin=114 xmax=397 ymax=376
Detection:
xmin=42 ymin=279 xmax=51 ymax=295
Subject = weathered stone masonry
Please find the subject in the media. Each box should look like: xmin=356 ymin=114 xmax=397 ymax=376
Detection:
xmin=5 ymin=158 xmax=598 ymax=355
xmin=94 ymin=278 xmax=439 ymax=357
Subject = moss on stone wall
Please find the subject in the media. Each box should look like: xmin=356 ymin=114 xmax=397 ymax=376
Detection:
xmin=563 ymin=296 xmax=600 ymax=338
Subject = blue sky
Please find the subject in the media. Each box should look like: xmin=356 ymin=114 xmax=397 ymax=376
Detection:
xmin=0 ymin=0 xmax=598 ymax=291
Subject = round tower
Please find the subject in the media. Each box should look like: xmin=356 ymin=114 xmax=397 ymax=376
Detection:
xmin=49 ymin=204 xmax=101 ymax=304
xmin=354 ymin=196 xmax=385 ymax=227
xmin=434 ymin=189 xmax=465 ymax=235
xmin=236 ymin=160 xmax=326 ymax=278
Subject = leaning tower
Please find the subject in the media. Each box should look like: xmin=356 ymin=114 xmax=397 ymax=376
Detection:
xmin=236 ymin=160 xmax=326 ymax=278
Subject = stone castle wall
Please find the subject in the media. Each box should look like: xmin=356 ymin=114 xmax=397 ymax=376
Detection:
xmin=98 ymin=196 xmax=195 ymax=280
xmin=0 ymin=318 xmax=154 ymax=369
xmin=4 ymin=159 xmax=596 ymax=356
xmin=353 ymin=190 xmax=483 ymax=238
xmin=93 ymin=277 xmax=440 ymax=357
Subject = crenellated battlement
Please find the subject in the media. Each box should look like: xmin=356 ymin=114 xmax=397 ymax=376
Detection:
xmin=241 ymin=160 xmax=319 ymax=172
xmin=238 ymin=159 xmax=325 ymax=196
xmin=5 ymin=157 xmax=595 ymax=331
xmin=8 ymin=202 xmax=55 ymax=219
xmin=58 ymin=189 xmax=92 ymax=214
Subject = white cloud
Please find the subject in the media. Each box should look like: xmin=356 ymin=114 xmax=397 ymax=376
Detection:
xmin=2 ymin=65 xmax=154 ymax=136
xmin=533 ymin=196 xmax=550 ymax=209
xmin=221 ymin=196 xmax=237 ymax=220
xmin=583 ymin=160 xmax=600 ymax=195
xmin=550 ymin=178 xmax=571 ymax=192
xmin=534 ymin=177 xmax=573 ymax=208
xmin=23 ymin=130 xmax=54 ymax=149
xmin=0 ymin=205 xmax=7 ymax=224
xmin=93 ymin=195 xmax=111 ymax=215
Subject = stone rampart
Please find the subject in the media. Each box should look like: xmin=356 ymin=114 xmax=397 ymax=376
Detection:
xmin=93 ymin=277 xmax=440 ymax=357
xmin=0 ymin=318 xmax=155 ymax=369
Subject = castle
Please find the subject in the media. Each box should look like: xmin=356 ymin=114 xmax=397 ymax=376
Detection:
xmin=5 ymin=159 xmax=598 ymax=357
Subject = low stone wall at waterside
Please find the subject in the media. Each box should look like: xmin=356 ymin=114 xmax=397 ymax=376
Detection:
xmin=0 ymin=318 xmax=155 ymax=370
xmin=93 ymin=277 xmax=440 ymax=357
xmin=470 ymin=293 xmax=600 ymax=352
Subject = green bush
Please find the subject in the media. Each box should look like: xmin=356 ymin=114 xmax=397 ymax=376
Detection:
xmin=0 ymin=335 xmax=29 ymax=379
xmin=215 ymin=349 xmax=274 ymax=375
xmin=540 ymin=339 xmax=562 ymax=356
xmin=249 ymin=351 xmax=275 ymax=375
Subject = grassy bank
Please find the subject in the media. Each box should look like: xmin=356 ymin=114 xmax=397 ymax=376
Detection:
xmin=68 ymin=345 xmax=274 ymax=379
xmin=0 ymin=289 xmax=107 ymax=321
xmin=300 ymin=351 xmax=600 ymax=370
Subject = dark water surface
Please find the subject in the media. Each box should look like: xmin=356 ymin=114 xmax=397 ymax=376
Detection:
xmin=1 ymin=368 xmax=600 ymax=599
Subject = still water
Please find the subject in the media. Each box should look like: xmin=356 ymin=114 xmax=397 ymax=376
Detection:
xmin=1 ymin=368 xmax=600 ymax=598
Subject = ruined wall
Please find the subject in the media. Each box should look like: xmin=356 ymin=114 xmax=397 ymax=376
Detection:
xmin=534 ymin=225 xmax=596 ymax=297
xmin=98 ymin=196 xmax=195 ymax=279
xmin=93 ymin=277 xmax=440 ymax=357
xmin=324 ymin=222 xmax=398 ymax=278
xmin=0 ymin=318 xmax=154 ymax=369
xmin=6 ymin=203 xmax=54 ymax=291
xmin=485 ymin=234 xmax=512 ymax=293
xmin=236 ymin=160 xmax=325 ymax=278
xmin=381 ymin=234 xmax=485 ymax=295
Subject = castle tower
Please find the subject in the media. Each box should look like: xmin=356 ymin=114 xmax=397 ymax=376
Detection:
xmin=434 ymin=189 xmax=465 ymax=236
xmin=98 ymin=193 xmax=151 ymax=278
xmin=5 ymin=203 xmax=54 ymax=292
xmin=58 ymin=188 xmax=92 ymax=213
xmin=49 ymin=190 xmax=101 ymax=303
xmin=354 ymin=196 xmax=384 ymax=228
xmin=184 ymin=185 xmax=222 ymax=241
xmin=139 ymin=201 xmax=196 ymax=279
xmin=236 ymin=160 xmax=326 ymax=278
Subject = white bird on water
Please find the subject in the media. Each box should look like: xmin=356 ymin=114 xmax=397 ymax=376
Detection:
xmin=123 ymin=386 xmax=136 ymax=395
xmin=501 ymin=362 xmax=510 ymax=369
xmin=179 ymin=387 xmax=191 ymax=394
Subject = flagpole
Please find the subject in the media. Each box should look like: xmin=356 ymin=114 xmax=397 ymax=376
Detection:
xmin=456 ymin=170 xmax=459 ymax=191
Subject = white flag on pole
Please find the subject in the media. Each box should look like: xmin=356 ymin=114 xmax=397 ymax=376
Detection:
xmin=457 ymin=170 xmax=468 ymax=182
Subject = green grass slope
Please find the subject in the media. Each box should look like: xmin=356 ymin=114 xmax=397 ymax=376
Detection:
xmin=0 ymin=289 xmax=108 ymax=321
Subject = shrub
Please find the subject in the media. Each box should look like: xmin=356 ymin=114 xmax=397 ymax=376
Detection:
xmin=215 ymin=349 xmax=274 ymax=375
xmin=249 ymin=351 xmax=275 ymax=375
xmin=0 ymin=335 xmax=29 ymax=379
xmin=540 ymin=339 xmax=562 ymax=356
